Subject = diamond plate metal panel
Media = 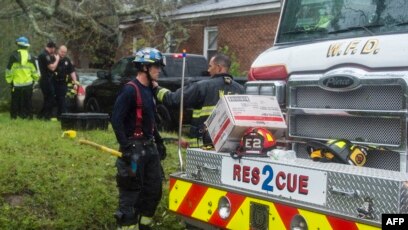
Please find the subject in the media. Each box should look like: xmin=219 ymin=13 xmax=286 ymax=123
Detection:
xmin=185 ymin=149 xmax=225 ymax=184
xmin=327 ymin=172 xmax=400 ymax=221
xmin=400 ymin=183 xmax=408 ymax=213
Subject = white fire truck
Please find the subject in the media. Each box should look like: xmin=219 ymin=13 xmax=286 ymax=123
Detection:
xmin=168 ymin=0 xmax=408 ymax=229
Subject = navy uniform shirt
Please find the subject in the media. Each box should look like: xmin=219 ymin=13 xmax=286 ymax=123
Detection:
xmin=111 ymin=79 xmax=157 ymax=148
xmin=55 ymin=57 xmax=75 ymax=82
xmin=38 ymin=49 xmax=56 ymax=82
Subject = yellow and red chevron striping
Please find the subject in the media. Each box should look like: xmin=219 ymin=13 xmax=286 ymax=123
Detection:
xmin=169 ymin=178 xmax=379 ymax=230
xmin=208 ymin=192 xmax=246 ymax=227
xmin=178 ymin=183 xmax=208 ymax=216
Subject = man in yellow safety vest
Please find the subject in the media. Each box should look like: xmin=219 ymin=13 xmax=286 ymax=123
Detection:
xmin=5 ymin=36 xmax=39 ymax=119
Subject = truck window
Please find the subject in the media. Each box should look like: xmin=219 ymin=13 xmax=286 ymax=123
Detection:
xmin=159 ymin=56 xmax=208 ymax=78
xmin=111 ymin=58 xmax=131 ymax=80
xmin=277 ymin=0 xmax=408 ymax=44
xmin=187 ymin=57 xmax=209 ymax=76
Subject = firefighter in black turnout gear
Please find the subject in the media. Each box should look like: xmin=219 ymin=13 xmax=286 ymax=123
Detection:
xmin=111 ymin=47 xmax=167 ymax=230
xmin=155 ymin=53 xmax=244 ymax=146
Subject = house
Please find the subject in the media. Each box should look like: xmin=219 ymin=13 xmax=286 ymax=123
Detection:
xmin=118 ymin=0 xmax=282 ymax=74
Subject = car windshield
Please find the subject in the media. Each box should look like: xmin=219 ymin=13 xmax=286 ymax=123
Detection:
xmin=111 ymin=58 xmax=134 ymax=80
xmin=78 ymin=75 xmax=98 ymax=85
xmin=277 ymin=0 xmax=408 ymax=44
xmin=76 ymin=69 xmax=98 ymax=85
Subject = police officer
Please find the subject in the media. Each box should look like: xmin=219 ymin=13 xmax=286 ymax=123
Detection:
xmin=111 ymin=47 xmax=167 ymax=230
xmin=37 ymin=41 xmax=59 ymax=120
xmin=155 ymin=53 xmax=245 ymax=145
xmin=5 ymin=36 xmax=39 ymax=119
xmin=54 ymin=45 xmax=78 ymax=116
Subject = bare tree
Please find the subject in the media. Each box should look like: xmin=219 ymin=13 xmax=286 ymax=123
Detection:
xmin=0 ymin=0 xmax=205 ymax=68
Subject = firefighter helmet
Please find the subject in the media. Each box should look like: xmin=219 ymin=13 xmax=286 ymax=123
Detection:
xmin=16 ymin=36 xmax=30 ymax=47
xmin=307 ymin=139 xmax=368 ymax=166
xmin=326 ymin=139 xmax=352 ymax=159
xmin=238 ymin=127 xmax=276 ymax=155
xmin=133 ymin=47 xmax=165 ymax=67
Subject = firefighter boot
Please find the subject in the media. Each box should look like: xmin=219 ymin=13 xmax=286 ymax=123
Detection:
xmin=114 ymin=210 xmax=139 ymax=229
xmin=117 ymin=224 xmax=139 ymax=230
xmin=139 ymin=216 xmax=153 ymax=230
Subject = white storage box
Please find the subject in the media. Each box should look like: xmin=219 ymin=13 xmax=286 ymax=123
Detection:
xmin=205 ymin=95 xmax=286 ymax=152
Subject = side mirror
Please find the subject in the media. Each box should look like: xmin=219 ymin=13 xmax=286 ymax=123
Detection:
xmin=96 ymin=70 xmax=109 ymax=79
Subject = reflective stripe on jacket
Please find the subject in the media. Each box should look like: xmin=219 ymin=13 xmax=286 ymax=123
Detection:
xmin=5 ymin=49 xmax=39 ymax=86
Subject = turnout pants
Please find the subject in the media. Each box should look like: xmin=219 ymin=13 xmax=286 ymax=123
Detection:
xmin=38 ymin=78 xmax=55 ymax=120
xmin=10 ymin=84 xmax=33 ymax=119
xmin=53 ymin=81 xmax=68 ymax=116
xmin=115 ymin=141 xmax=162 ymax=227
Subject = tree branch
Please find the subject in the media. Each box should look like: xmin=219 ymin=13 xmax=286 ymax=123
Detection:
xmin=0 ymin=10 xmax=24 ymax=19
xmin=31 ymin=0 xmax=60 ymax=18
xmin=15 ymin=0 xmax=55 ymax=40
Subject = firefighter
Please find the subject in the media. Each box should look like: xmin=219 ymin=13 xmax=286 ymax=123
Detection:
xmin=53 ymin=45 xmax=78 ymax=116
xmin=37 ymin=41 xmax=59 ymax=120
xmin=155 ymin=53 xmax=245 ymax=146
xmin=5 ymin=36 xmax=39 ymax=119
xmin=111 ymin=47 xmax=167 ymax=230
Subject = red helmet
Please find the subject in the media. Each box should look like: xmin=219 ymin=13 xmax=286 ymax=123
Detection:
xmin=238 ymin=127 xmax=276 ymax=155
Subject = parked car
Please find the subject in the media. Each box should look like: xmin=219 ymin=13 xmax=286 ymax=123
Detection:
xmin=75 ymin=69 xmax=99 ymax=112
xmin=32 ymin=69 xmax=99 ymax=115
xmin=85 ymin=53 xmax=212 ymax=131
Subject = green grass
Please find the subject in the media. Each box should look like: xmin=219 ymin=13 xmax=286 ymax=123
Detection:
xmin=0 ymin=113 xmax=186 ymax=230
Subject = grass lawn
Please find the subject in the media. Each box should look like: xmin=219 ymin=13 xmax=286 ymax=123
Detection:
xmin=0 ymin=113 xmax=186 ymax=229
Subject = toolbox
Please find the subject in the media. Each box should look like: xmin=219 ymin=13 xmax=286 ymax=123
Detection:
xmin=60 ymin=113 xmax=110 ymax=130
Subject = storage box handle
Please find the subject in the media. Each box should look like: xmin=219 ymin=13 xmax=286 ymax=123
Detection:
xmin=201 ymin=164 xmax=220 ymax=172
xmin=330 ymin=186 xmax=360 ymax=198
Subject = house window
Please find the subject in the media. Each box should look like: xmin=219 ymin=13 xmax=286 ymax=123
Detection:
xmin=204 ymin=27 xmax=218 ymax=59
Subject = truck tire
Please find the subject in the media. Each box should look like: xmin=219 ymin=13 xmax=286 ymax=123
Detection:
xmin=85 ymin=97 xmax=100 ymax=113
xmin=156 ymin=104 xmax=175 ymax=131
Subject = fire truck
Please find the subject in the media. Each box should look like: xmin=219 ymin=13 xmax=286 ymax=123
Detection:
xmin=168 ymin=0 xmax=408 ymax=229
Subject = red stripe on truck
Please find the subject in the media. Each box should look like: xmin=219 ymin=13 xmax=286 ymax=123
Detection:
xmin=177 ymin=183 xmax=208 ymax=217
xmin=327 ymin=215 xmax=359 ymax=230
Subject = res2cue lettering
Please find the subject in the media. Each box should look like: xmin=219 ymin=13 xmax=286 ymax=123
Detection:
xmin=232 ymin=164 xmax=309 ymax=195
